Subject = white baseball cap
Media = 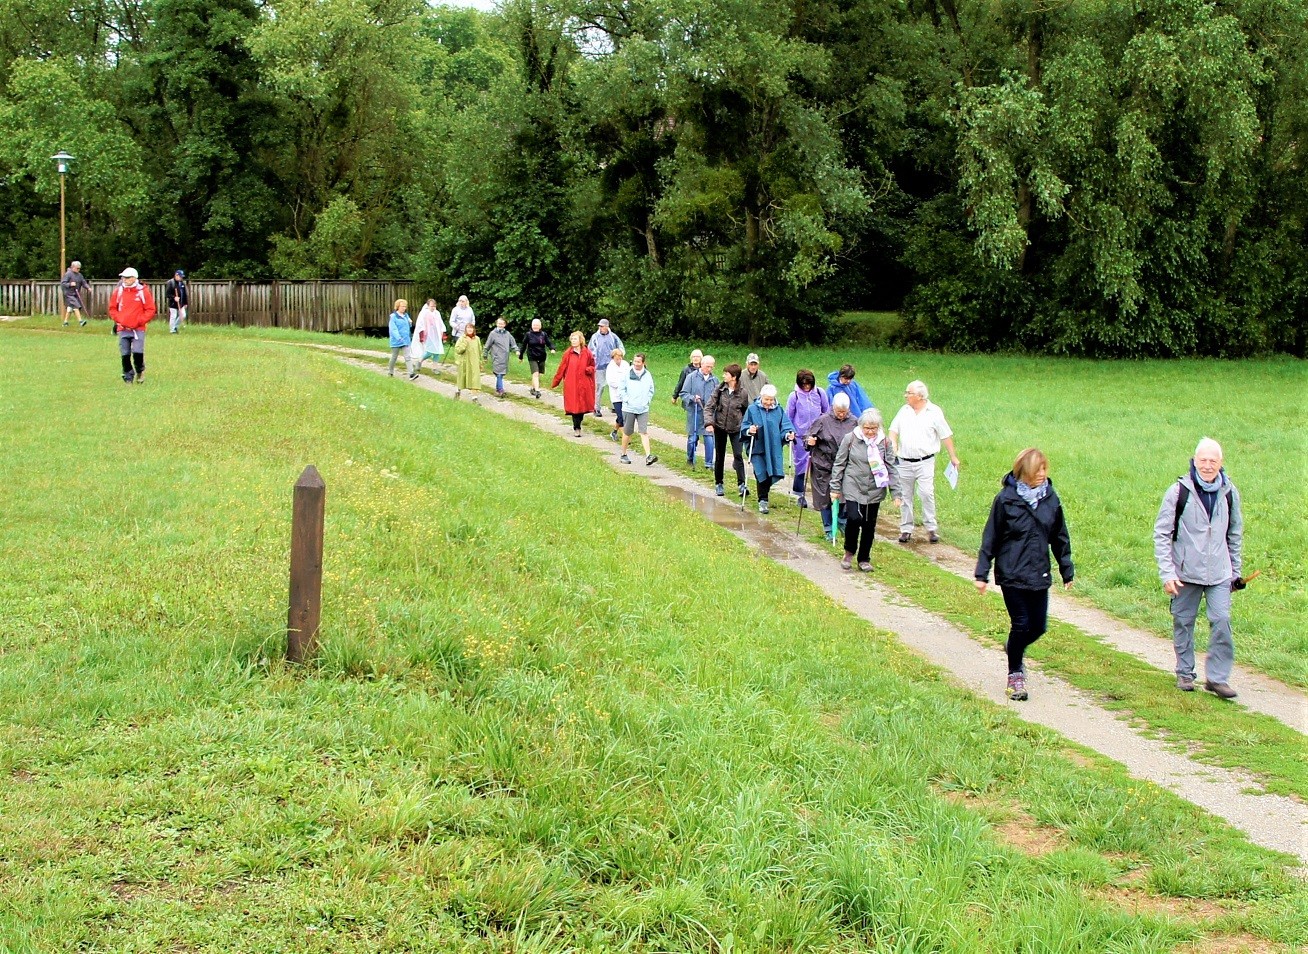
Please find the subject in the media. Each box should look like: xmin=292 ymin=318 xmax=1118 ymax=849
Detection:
xmin=119 ymin=267 xmax=139 ymax=278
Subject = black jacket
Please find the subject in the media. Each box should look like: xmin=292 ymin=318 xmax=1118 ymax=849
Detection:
xmin=672 ymin=363 xmax=697 ymax=402
xmin=975 ymin=474 xmax=1074 ymax=590
xmin=165 ymin=278 xmax=188 ymax=308
xmin=520 ymin=329 xmax=554 ymax=362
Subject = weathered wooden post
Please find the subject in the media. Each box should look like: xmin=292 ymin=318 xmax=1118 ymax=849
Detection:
xmin=287 ymin=465 xmax=326 ymax=664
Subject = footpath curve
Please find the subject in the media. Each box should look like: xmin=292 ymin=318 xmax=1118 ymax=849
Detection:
xmin=310 ymin=344 xmax=1305 ymax=735
xmin=327 ymin=349 xmax=1307 ymax=864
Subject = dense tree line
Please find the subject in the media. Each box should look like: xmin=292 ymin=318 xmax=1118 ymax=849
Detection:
xmin=1 ymin=0 xmax=1303 ymax=354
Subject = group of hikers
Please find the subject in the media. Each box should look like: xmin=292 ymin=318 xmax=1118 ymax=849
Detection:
xmin=387 ymin=304 xmax=1249 ymax=708
xmin=78 ymin=281 xmax=1249 ymax=706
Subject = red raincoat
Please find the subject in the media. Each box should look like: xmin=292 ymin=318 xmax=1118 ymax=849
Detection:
xmin=108 ymin=282 xmax=157 ymax=331
xmin=552 ymin=346 xmax=596 ymax=414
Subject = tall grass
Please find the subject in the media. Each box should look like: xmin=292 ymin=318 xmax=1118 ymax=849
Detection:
xmin=1 ymin=326 xmax=1301 ymax=951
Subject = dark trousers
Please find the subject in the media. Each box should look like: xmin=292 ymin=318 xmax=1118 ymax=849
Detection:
xmin=714 ymin=431 xmax=745 ymax=486
xmin=570 ymin=412 xmax=585 ymax=430
xmin=792 ymin=471 xmax=807 ymax=496
xmin=842 ymin=500 xmax=880 ymax=563
xmin=1001 ymin=587 xmax=1049 ymax=674
xmin=612 ymin=401 xmax=624 ymax=428
xmin=757 ymin=475 xmax=779 ymax=502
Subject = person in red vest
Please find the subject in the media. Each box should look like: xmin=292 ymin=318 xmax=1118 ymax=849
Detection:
xmin=108 ymin=267 xmax=157 ymax=384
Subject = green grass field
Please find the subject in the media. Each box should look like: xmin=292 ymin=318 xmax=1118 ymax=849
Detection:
xmin=493 ymin=333 xmax=1307 ymax=689
xmin=2 ymin=323 xmax=1304 ymax=951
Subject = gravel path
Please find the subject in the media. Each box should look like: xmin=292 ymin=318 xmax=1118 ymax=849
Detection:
xmin=315 ymin=344 xmax=1305 ymax=734
xmin=329 ymin=351 xmax=1308 ymax=863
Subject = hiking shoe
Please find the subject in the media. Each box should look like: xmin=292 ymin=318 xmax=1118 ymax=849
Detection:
xmin=1006 ymin=673 xmax=1028 ymax=701
xmin=619 ymin=454 xmax=632 ymax=464
xmin=715 ymin=483 xmax=725 ymax=496
xmin=739 ymin=484 xmax=749 ymax=498
xmin=759 ymin=500 xmax=769 ymax=514
xmin=594 ymin=409 xmax=603 ymax=418
xmin=409 ymin=372 xmax=419 ymax=381
xmin=928 ymin=531 xmax=940 ymax=543
xmin=609 ymin=429 xmax=619 ymax=442
xmin=858 ymin=561 xmax=872 ymax=572
xmin=79 ymin=319 xmax=87 ymax=327
xmin=704 ymin=462 xmax=712 ymax=470
xmin=62 ymin=320 xmax=69 ymax=326
xmin=840 ymin=553 xmax=853 ymax=570
xmin=1176 ymin=674 xmax=1196 ymax=692
xmin=797 ymin=495 xmax=808 ymax=509
xmin=1204 ymin=680 xmax=1237 ymax=699
xmin=135 ymin=374 xmax=144 ymax=384
xmin=898 ymin=532 xmax=911 ymax=543
xmin=645 ymin=454 xmax=658 ymax=466
xmin=573 ymin=428 xmax=582 ymax=438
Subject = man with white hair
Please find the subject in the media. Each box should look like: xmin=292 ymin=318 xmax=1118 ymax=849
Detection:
xmin=60 ymin=260 xmax=91 ymax=326
xmin=681 ymin=354 xmax=718 ymax=469
xmin=671 ymin=349 xmax=703 ymax=405
xmin=1153 ymin=438 xmax=1245 ymax=698
xmin=888 ymin=379 xmax=959 ymax=543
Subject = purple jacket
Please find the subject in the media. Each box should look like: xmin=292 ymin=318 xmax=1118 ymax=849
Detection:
xmin=786 ymin=387 xmax=830 ymax=473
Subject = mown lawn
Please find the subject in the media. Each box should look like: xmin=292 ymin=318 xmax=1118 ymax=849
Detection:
xmin=1 ymin=325 xmax=1303 ymax=951
xmin=488 ymin=331 xmax=1306 ymax=689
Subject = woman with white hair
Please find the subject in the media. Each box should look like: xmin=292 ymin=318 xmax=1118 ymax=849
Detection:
xmin=449 ymin=295 xmax=475 ymax=340
xmin=830 ymin=409 xmax=901 ymax=571
xmin=806 ymin=393 xmax=858 ymax=538
xmin=740 ymin=383 xmax=796 ymax=514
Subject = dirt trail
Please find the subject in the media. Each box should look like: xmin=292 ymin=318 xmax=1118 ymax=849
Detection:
xmin=331 ymin=352 xmax=1308 ymax=864
xmin=311 ymin=343 xmax=1305 ymax=735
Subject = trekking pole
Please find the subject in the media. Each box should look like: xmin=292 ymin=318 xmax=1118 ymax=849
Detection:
xmin=742 ymin=432 xmax=756 ymax=513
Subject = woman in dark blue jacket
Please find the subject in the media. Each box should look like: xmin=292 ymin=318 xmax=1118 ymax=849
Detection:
xmin=974 ymin=448 xmax=1074 ymax=701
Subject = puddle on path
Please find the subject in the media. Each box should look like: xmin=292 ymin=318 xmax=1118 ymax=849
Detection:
xmin=657 ymin=484 xmax=809 ymax=561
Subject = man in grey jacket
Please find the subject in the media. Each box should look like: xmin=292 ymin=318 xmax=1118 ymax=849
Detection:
xmin=588 ymin=319 xmax=624 ymax=418
xmin=1153 ymin=438 xmax=1244 ymax=698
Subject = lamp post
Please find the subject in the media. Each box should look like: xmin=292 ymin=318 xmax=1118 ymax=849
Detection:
xmin=51 ymin=152 xmax=74 ymax=277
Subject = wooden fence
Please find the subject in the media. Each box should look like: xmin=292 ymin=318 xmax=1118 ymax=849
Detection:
xmin=1 ymin=280 xmax=420 ymax=332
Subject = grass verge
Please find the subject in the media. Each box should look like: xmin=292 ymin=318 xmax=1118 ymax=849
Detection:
xmin=1 ymin=325 xmax=1303 ymax=950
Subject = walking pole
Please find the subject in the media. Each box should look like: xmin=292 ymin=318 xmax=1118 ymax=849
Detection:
xmin=742 ymin=432 xmax=756 ymax=513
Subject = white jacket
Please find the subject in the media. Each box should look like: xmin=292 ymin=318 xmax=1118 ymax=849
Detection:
xmin=606 ymin=360 xmax=630 ymax=403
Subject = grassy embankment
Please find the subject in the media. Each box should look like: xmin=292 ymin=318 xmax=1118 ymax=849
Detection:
xmin=1 ymin=326 xmax=1304 ymax=951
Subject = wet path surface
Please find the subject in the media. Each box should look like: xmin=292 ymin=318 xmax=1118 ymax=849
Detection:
xmin=304 ymin=344 xmax=1305 ymax=734
xmin=325 ymin=349 xmax=1307 ymax=862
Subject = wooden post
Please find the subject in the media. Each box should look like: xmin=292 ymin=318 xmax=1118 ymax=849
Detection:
xmin=287 ymin=465 xmax=326 ymax=664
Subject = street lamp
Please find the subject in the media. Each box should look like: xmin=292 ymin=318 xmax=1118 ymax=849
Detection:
xmin=51 ymin=151 xmax=74 ymax=277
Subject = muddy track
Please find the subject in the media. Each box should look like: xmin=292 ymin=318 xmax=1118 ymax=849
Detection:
xmin=327 ymin=350 xmax=1307 ymax=864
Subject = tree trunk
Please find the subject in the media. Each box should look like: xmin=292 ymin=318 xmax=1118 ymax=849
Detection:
xmin=645 ymin=215 xmax=661 ymax=267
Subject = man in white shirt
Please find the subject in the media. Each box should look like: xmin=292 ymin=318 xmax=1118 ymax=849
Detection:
xmin=888 ymin=379 xmax=959 ymax=543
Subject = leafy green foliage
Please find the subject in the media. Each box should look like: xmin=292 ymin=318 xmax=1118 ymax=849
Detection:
xmin=0 ymin=0 xmax=1301 ymax=352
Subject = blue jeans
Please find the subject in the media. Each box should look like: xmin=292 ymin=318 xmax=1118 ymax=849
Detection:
xmin=495 ymin=372 xmax=505 ymax=391
xmin=687 ymin=431 xmax=714 ymax=467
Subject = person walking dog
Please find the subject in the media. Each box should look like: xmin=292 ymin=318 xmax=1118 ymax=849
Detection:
xmin=107 ymin=267 xmax=156 ymax=383
xmin=1153 ymin=438 xmax=1244 ymax=699
xmin=974 ymin=448 xmax=1074 ymax=702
